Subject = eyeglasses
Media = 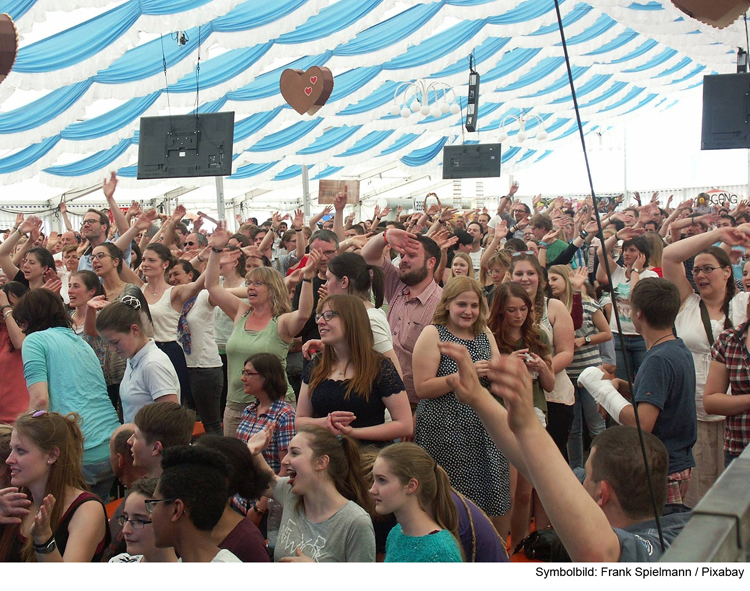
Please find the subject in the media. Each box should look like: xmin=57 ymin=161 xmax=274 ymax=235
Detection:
xmin=693 ymin=265 xmax=720 ymax=276
xmin=81 ymin=219 xmax=100 ymax=226
xmin=241 ymin=370 xmax=261 ymax=378
xmin=489 ymin=268 xmax=505 ymax=275
xmin=511 ymin=251 xmax=536 ymax=258
xmin=144 ymin=498 xmax=175 ymax=514
xmin=185 ymin=241 xmax=197 ymax=247
xmin=245 ymin=280 xmax=268 ymax=288
xmin=115 ymin=515 xmax=152 ymax=529
xmin=91 ymin=253 xmax=111 ymax=261
xmin=315 ymin=310 xmax=339 ymax=323
xmin=29 ymin=409 xmax=47 ymax=418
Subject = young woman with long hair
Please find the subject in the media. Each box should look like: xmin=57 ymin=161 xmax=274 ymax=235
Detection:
xmin=108 ymin=478 xmax=178 ymax=563
xmin=508 ymin=253 xmax=575 ymax=459
xmin=296 ymin=294 xmax=412 ymax=444
xmin=167 ymin=259 xmax=224 ymax=435
xmin=488 ymin=282 xmax=555 ymax=549
xmin=206 ymin=222 xmax=320 ymax=436
xmin=370 ymin=442 xmax=462 ymax=562
xmin=442 ymin=251 xmax=475 ymax=286
xmin=0 ymin=216 xmax=56 ymax=290
xmin=12 ymin=289 xmax=120 ymax=500
xmin=248 ymin=424 xmax=376 ymax=562
xmin=412 ymin=276 xmax=509 ymax=534
xmin=0 ymin=411 xmax=110 ymax=562
xmin=95 ymin=293 xmax=179 ymax=424
xmin=90 ymin=242 xmax=141 ymax=304
xmin=547 ymin=265 xmax=612 ymax=470
xmin=664 ymin=227 xmax=744 ymax=505
xmin=320 ymin=252 xmax=401 ymax=374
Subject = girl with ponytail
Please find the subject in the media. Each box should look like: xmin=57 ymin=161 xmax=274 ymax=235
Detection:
xmin=664 ymin=229 xmax=742 ymax=506
xmin=246 ymin=424 xmax=376 ymax=562
xmin=370 ymin=442 xmax=462 ymax=562
xmin=307 ymin=252 xmax=402 ymax=375
xmin=0 ymin=411 xmax=109 ymax=562
xmin=95 ymin=292 xmax=180 ymax=423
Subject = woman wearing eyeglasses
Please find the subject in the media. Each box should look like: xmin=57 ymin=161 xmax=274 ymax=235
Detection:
xmin=109 ymin=478 xmax=178 ymax=562
xmin=295 ymin=294 xmax=412 ymax=445
xmin=0 ymin=411 xmax=110 ymax=562
xmin=206 ymin=222 xmax=320 ymax=436
xmin=663 ymin=226 xmax=745 ymax=505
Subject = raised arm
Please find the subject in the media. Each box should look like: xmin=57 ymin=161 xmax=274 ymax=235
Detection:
xmin=114 ymin=209 xmax=157 ymax=253
xmin=308 ymin=206 xmax=331 ymax=230
xmin=204 ymin=222 xmax=246 ymax=321
xmin=58 ymin=202 xmax=74 ymax=233
xmin=160 ymin=204 xmax=186 ymax=250
xmin=1 ymin=217 xmax=41 ymax=279
xmin=332 ymin=191 xmax=347 ymax=243
xmin=277 ymin=250 xmax=321 ymax=341
xmin=103 ymin=172 xmax=129 ymax=235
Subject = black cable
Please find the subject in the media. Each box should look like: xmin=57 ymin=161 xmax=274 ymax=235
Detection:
xmin=552 ymin=0 xmax=665 ymax=552
xmin=159 ymin=34 xmax=174 ymax=132
xmin=195 ymin=25 xmax=202 ymax=125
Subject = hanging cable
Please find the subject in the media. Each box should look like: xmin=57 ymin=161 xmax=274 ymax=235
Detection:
xmin=159 ymin=34 xmax=174 ymax=132
xmin=552 ymin=0 xmax=665 ymax=551
xmin=195 ymin=25 xmax=202 ymax=126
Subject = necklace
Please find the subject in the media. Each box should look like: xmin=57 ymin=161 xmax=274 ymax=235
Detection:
xmin=652 ymin=334 xmax=674 ymax=347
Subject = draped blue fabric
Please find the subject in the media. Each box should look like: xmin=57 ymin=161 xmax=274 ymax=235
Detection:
xmin=0 ymin=137 xmax=60 ymax=175
xmin=277 ymin=0 xmax=384 ymax=45
xmin=94 ymin=27 xmax=208 ymax=85
xmin=0 ymin=80 xmax=92 ymax=134
xmin=335 ymin=3 xmax=443 ymax=57
xmin=44 ymin=139 xmax=132 ymax=177
xmin=61 ymin=93 xmax=162 ymax=141
xmin=400 ymin=136 xmax=447 ymax=167
xmin=0 ymin=0 xmax=35 ymax=20
xmin=297 ymin=125 xmax=361 ymax=154
xmin=0 ymin=0 xmax=724 ymax=182
xmin=14 ymin=1 xmax=141 ymax=73
xmin=213 ymin=0 xmax=309 ymax=32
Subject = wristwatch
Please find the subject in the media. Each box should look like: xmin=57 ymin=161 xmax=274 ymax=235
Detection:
xmin=34 ymin=536 xmax=57 ymax=554
xmin=585 ymin=336 xmax=592 ymax=344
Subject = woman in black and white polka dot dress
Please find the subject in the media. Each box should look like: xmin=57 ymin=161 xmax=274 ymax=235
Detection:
xmin=412 ymin=277 xmax=511 ymax=532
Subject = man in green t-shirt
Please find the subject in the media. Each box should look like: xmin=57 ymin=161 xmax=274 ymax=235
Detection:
xmin=529 ymin=213 xmax=568 ymax=263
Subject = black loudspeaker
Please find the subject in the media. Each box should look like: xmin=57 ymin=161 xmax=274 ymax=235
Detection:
xmin=701 ymin=73 xmax=750 ymax=150
xmin=465 ymin=72 xmax=480 ymax=132
xmin=442 ymin=143 xmax=501 ymax=179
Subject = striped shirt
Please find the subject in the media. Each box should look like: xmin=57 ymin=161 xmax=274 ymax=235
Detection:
xmin=567 ymin=298 xmax=604 ymax=378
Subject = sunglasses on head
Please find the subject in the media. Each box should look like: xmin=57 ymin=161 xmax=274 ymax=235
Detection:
xmin=512 ymin=251 xmax=536 ymax=257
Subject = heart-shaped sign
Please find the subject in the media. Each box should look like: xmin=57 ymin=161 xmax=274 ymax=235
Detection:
xmin=280 ymin=66 xmax=334 ymax=116
xmin=0 ymin=14 xmax=19 ymax=85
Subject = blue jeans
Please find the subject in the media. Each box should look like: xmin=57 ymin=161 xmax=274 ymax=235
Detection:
xmin=82 ymin=456 xmax=115 ymax=503
xmin=614 ymin=334 xmax=648 ymax=382
xmin=567 ymin=383 xmax=606 ymax=470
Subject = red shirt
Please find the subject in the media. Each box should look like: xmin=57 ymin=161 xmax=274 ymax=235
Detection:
xmin=0 ymin=325 xmax=29 ymax=423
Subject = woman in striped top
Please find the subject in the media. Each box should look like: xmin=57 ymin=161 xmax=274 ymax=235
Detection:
xmin=547 ymin=265 xmax=612 ymax=470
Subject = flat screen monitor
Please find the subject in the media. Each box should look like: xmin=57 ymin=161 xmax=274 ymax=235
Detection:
xmin=701 ymin=73 xmax=750 ymax=150
xmin=137 ymin=111 xmax=235 ymax=179
xmin=442 ymin=143 xmax=501 ymax=179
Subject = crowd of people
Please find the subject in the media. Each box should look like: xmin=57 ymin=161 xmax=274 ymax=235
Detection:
xmin=1 ymin=175 xmax=749 ymax=563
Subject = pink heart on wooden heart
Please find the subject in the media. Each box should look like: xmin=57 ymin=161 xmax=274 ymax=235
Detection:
xmin=279 ymin=66 xmax=335 ymax=115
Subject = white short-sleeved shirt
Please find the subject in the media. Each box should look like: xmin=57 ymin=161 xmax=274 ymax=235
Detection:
xmin=120 ymin=339 xmax=181 ymax=423
xmin=674 ymin=293 xmax=726 ymax=422
xmin=367 ymin=307 xmax=394 ymax=355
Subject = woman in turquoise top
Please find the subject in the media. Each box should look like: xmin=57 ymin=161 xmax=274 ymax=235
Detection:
xmin=370 ymin=442 xmax=463 ymax=562
xmin=206 ymin=222 xmax=321 ymax=436
xmin=13 ymin=288 xmax=121 ymax=500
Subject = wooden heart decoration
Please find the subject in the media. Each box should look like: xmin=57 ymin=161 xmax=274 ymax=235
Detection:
xmin=0 ymin=14 xmax=19 ymax=85
xmin=280 ymin=66 xmax=334 ymax=116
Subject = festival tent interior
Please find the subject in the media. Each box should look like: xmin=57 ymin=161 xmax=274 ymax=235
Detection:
xmin=0 ymin=0 xmax=747 ymax=224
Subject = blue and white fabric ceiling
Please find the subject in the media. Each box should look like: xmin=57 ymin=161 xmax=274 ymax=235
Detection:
xmin=0 ymin=0 xmax=743 ymax=190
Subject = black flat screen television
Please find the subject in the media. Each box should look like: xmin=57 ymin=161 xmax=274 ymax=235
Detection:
xmin=137 ymin=112 xmax=235 ymax=179
xmin=701 ymin=73 xmax=750 ymax=150
xmin=442 ymin=143 xmax=501 ymax=179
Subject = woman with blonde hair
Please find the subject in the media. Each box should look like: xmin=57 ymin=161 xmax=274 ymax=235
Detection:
xmin=370 ymin=442 xmax=462 ymax=562
xmin=442 ymin=252 xmax=475 ymax=285
xmin=206 ymin=222 xmax=321 ymax=435
xmin=413 ymin=276 xmax=509 ymax=535
xmin=547 ymin=265 xmax=611 ymax=469
xmin=296 ymin=294 xmax=412 ymax=444
xmin=0 ymin=411 xmax=109 ymax=562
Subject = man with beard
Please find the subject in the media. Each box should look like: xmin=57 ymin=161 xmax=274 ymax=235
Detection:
xmin=362 ymin=228 xmax=442 ymax=409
